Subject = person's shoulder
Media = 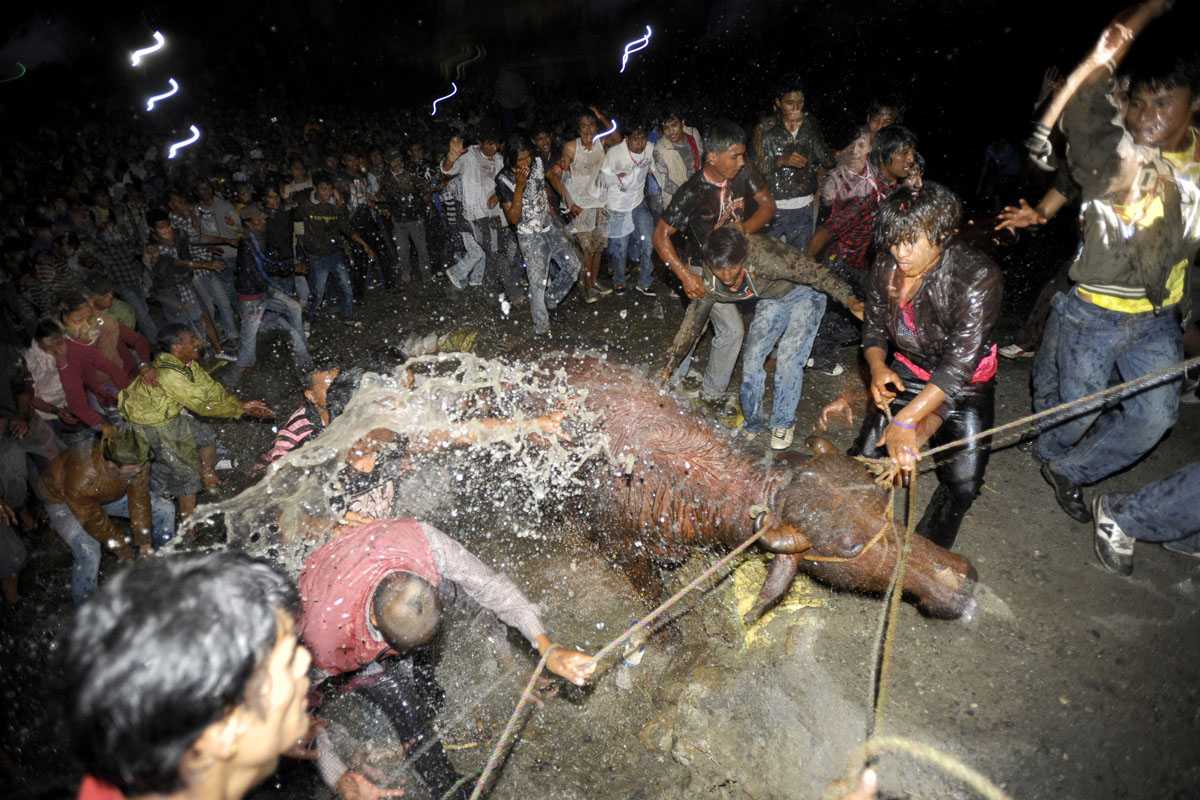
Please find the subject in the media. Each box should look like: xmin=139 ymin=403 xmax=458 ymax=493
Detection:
xmin=946 ymin=239 xmax=1001 ymax=279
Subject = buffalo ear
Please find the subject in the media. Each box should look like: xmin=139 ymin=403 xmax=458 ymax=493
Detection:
xmin=805 ymin=436 xmax=839 ymax=456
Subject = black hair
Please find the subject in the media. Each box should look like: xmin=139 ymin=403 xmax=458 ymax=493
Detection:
xmin=871 ymin=124 xmax=919 ymax=172
xmin=164 ymin=187 xmax=190 ymax=206
xmin=34 ymin=318 xmax=62 ymax=342
xmin=311 ymin=170 xmax=334 ymax=188
xmin=776 ymin=72 xmax=806 ymax=99
xmin=660 ymin=101 xmax=689 ymax=125
xmin=867 ymin=97 xmax=906 ymax=123
xmin=474 ymin=124 xmax=502 ymax=145
xmin=57 ymin=290 xmax=89 ymax=311
xmin=504 ymin=132 xmax=535 ymax=170
xmin=325 ymin=365 xmax=367 ymax=421
xmin=872 ymin=181 xmax=963 ymax=252
xmin=156 ymin=322 xmax=193 ymax=351
xmin=530 ymin=117 xmax=555 ymax=138
xmin=910 ymin=151 xmax=927 ymax=175
xmin=621 ymin=117 xmax=650 ymax=136
xmin=62 ymin=552 xmax=298 ymax=796
xmin=703 ymin=225 xmax=749 ymax=272
xmin=704 ymin=120 xmax=746 ymax=157
xmin=1125 ymin=49 xmax=1200 ymax=97
xmin=146 ymin=208 xmax=170 ymax=227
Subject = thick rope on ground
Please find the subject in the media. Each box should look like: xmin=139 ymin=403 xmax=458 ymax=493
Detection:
xmin=826 ymin=735 xmax=1013 ymax=800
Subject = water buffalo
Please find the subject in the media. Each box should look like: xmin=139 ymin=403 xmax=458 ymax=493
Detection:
xmin=537 ymin=347 xmax=977 ymax=621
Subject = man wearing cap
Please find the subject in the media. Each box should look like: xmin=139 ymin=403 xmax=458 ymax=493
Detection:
xmin=225 ymin=204 xmax=312 ymax=387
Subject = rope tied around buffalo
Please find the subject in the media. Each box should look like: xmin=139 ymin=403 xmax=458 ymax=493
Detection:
xmin=857 ymin=354 xmax=1200 ymax=483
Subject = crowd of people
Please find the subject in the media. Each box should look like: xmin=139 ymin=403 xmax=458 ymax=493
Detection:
xmin=0 ymin=0 xmax=1197 ymax=798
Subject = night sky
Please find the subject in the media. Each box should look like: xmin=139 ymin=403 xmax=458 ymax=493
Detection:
xmin=1 ymin=0 xmax=1196 ymax=194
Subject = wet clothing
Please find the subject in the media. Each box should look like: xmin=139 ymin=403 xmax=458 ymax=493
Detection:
xmin=40 ymin=441 xmax=154 ymax=559
xmin=57 ymin=342 xmax=127 ymax=430
xmin=855 ymin=239 xmax=1002 ymax=549
xmin=862 ymin=240 xmax=1003 ymax=398
xmin=755 ymin=115 xmax=835 ymax=203
xmin=58 ymin=310 xmax=150 ymax=386
xmin=258 ymin=402 xmax=325 ymax=469
xmin=119 ymin=352 xmax=242 ymax=426
xmin=299 ymin=518 xmax=548 ymax=676
xmin=661 ymin=164 xmax=768 ymax=264
xmin=662 ymin=234 xmax=855 ymax=371
xmin=495 ymin=156 xmax=552 ymax=236
xmin=379 ymin=167 xmax=429 ymax=222
xmin=651 ymin=127 xmax=703 ymax=208
xmin=853 ymin=361 xmax=995 ymax=551
xmin=1104 ymin=460 xmax=1200 ymax=553
xmin=77 ymin=776 xmax=125 ymax=800
xmin=821 ymin=167 xmax=893 ymax=274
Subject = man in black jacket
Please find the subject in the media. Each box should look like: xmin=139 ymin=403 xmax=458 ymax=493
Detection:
xmin=225 ymin=204 xmax=312 ymax=387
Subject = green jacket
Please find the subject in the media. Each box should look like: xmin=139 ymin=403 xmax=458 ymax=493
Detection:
xmin=119 ymin=352 xmax=242 ymax=426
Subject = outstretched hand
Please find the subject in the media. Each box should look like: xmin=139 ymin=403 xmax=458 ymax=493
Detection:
xmin=545 ymin=646 xmax=597 ymax=687
xmin=995 ymin=199 xmax=1048 ymax=232
xmin=335 ymin=771 xmax=405 ymax=800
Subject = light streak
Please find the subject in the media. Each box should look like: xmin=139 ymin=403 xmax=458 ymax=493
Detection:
xmin=593 ymin=118 xmax=617 ymax=144
xmin=619 ymin=26 xmax=652 ymax=73
xmin=130 ymin=31 xmax=165 ymax=67
xmin=455 ymin=45 xmax=486 ymax=80
xmin=431 ymin=82 xmax=458 ymax=116
xmin=167 ymin=125 xmax=200 ymax=159
xmin=145 ymin=78 xmax=179 ymax=111
xmin=0 ymin=62 xmax=26 ymax=83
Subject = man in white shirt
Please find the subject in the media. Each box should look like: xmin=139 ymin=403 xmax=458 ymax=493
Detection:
xmin=601 ymin=118 xmax=656 ymax=295
xmin=440 ymin=129 xmax=522 ymax=302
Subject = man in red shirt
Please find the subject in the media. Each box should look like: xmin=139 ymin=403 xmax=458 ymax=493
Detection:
xmin=299 ymin=517 xmax=594 ymax=799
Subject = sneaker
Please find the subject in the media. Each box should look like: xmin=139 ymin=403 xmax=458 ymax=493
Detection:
xmin=1092 ymin=495 xmax=1134 ymax=576
xmin=591 ymin=280 xmax=613 ymax=296
xmin=613 ymin=284 xmax=628 ymax=295
xmin=769 ymin=426 xmax=795 ymax=450
xmin=1162 ymin=541 xmax=1200 ymax=559
xmin=999 ymin=343 xmax=1036 ymax=359
xmin=447 ymin=272 xmax=465 ymax=290
xmin=635 ymin=284 xmax=657 ymax=297
xmin=215 ymin=350 xmax=238 ymax=362
xmin=582 ymin=287 xmax=598 ymax=305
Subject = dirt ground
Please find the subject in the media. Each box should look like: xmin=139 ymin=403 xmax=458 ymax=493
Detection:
xmin=4 ymin=260 xmax=1199 ymax=800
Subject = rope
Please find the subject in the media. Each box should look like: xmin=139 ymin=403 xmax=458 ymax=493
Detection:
xmin=861 ymin=354 xmax=1200 ymax=477
xmin=467 ymin=647 xmax=554 ymax=800
xmin=825 ymin=736 xmax=1012 ymax=800
xmin=870 ymin=482 xmax=913 ymax=736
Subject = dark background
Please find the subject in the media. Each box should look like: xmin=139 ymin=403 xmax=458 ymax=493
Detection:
xmin=0 ymin=0 xmax=1196 ymax=195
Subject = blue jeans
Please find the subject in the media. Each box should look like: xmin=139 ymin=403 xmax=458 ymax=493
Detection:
xmin=47 ymin=495 xmax=175 ymax=603
xmin=307 ymin=252 xmax=355 ymax=319
xmin=1106 ymin=460 xmax=1200 ymax=551
xmin=1036 ymin=291 xmax=1182 ymax=485
xmin=193 ymin=268 xmax=238 ymax=341
xmin=673 ymin=264 xmax=744 ymax=401
xmin=607 ymin=201 xmax=655 ymax=288
xmin=767 ymin=203 xmax=816 ymax=252
xmin=519 ymin=226 xmax=581 ymax=335
xmin=234 ymin=289 xmax=312 ymax=373
xmin=740 ymin=286 xmax=826 ymax=432
xmin=115 ymin=282 xmax=159 ymax=341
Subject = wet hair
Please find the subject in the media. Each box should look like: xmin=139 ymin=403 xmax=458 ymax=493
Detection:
xmin=660 ymin=101 xmax=688 ymax=124
xmin=776 ymin=72 xmax=806 ymax=99
xmin=705 ymin=120 xmax=746 ymax=156
xmin=325 ymin=365 xmax=367 ymax=420
xmin=475 ymin=124 xmax=502 ymax=145
xmin=157 ymin=322 xmax=193 ymax=351
xmin=1125 ymin=49 xmax=1200 ymax=97
xmin=146 ymin=208 xmax=170 ymax=227
xmin=703 ymin=225 xmax=749 ymax=272
xmin=867 ymin=97 xmax=906 ymax=123
xmin=910 ymin=151 xmax=927 ymax=175
xmin=34 ymin=318 xmax=62 ymax=343
xmin=871 ymin=124 xmax=919 ymax=172
xmin=530 ymin=118 xmax=555 ymax=138
xmin=872 ymin=181 xmax=962 ymax=251
xmin=371 ymin=572 xmax=442 ymax=651
xmin=62 ymin=552 xmax=298 ymax=796
xmin=504 ymin=132 xmax=535 ymax=170
xmin=57 ymin=290 xmax=89 ymax=312
xmin=311 ymin=170 xmax=334 ymax=188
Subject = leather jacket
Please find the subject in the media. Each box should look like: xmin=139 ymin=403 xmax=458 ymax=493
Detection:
xmin=862 ymin=239 xmax=1003 ymax=397
xmin=40 ymin=441 xmax=152 ymax=559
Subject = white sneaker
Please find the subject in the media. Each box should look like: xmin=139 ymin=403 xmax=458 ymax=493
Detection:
xmin=999 ymin=343 xmax=1035 ymax=359
xmin=1092 ymin=495 xmax=1134 ymax=576
xmin=769 ymin=426 xmax=795 ymax=450
xmin=806 ymin=358 xmax=844 ymax=376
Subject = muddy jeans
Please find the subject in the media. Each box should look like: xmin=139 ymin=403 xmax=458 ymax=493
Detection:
xmin=232 ymin=290 xmax=312 ymax=376
xmin=518 ymin=226 xmax=582 ymax=334
xmin=1105 ymin=460 xmax=1200 ymax=552
xmin=673 ymin=265 xmax=745 ymax=401
xmin=193 ymin=269 xmax=239 ymax=341
xmin=307 ymin=252 xmax=355 ymax=320
xmin=1035 ymin=292 xmax=1182 ymax=486
xmin=740 ymin=285 xmax=826 ymax=432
